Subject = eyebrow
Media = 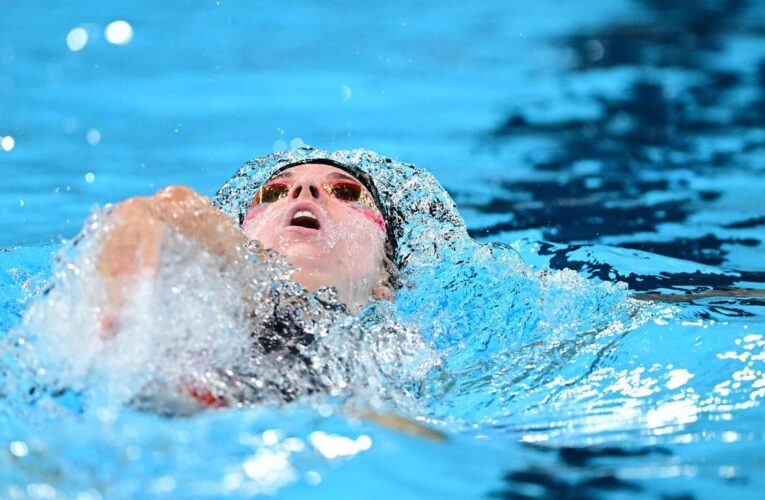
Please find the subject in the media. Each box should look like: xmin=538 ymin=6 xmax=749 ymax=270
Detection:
xmin=271 ymin=171 xmax=358 ymax=182
xmin=270 ymin=171 xmax=293 ymax=180
xmin=326 ymin=172 xmax=359 ymax=182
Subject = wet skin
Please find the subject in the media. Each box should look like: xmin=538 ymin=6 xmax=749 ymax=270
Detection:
xmin=241 ymin=163 xmax=390 ymax=312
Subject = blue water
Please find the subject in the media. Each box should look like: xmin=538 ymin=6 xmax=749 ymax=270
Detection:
xmin=2 ymin=1 xmax=765 ymax=498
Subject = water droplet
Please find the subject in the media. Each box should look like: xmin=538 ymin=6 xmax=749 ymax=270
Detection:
xmin=1 ymin=135 xmax=15 ymax=151
xmin=262 ymin=429 xmax=279 ymax=446
xmin=317 ymin=403 xmax=333 ymax=417
xmin=105 ymin=20 xmax=133 ymax=45
xmin=341 ymin=84 xmax=352 ymax=101
xmin=86 ymin=128 xmax=101 ymax=145
xmin=66 ymin=27 xmax=88 ymax=51
xmin=96 ymin=407 xmax=116 ymax=423
xmin=9 ymin=441 xmax=28 ymax=457
xmin=355 ymin=434 xmax=372 ymax=450
xmin=85 ymin=172 xmax=95 ymax=183
xmin=305 ymin=471 xmax=322 ymax=485
xmin=283 ymin=437 xmax=305 ymax=452
xmin=151 ymin=476 xmax=176 ymax=494
xmin=584 ymin=39 xmax=605 ymax=62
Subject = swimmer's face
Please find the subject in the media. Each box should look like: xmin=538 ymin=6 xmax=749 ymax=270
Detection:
xmin=241 ymin=163 xmax=391 ymax=312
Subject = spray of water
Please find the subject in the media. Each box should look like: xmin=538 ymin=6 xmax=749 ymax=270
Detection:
xmin=5 ymin=207 xmax=435 ymax=418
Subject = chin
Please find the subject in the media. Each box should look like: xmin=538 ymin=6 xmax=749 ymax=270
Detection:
xmin=290 ymin=264 xmax=338 ymax=293
xmin=280 ymin=241 xmax=330 ymax=265
xmin=281 ymin=246 xmax=334 ymax=277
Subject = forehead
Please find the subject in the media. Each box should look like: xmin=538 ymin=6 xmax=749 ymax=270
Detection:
xmin=270 ymin=163 xmax=360 ymax=182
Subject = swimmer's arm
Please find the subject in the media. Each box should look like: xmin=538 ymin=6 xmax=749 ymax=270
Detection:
xmin=97 ymin=185 xmax=246 ymax=278
xmin=96 ymin=186 xmax=246 ymax=335
xmin=358 ymin=411 xmax=446 ymax=441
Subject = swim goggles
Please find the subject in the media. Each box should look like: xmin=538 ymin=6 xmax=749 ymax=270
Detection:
xmin=252 ymin=178 xmax=380 ymax=212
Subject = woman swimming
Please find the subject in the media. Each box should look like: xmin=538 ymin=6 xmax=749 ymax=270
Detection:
xmin=84 ymin=147 xmax=447 ymax=411
xmin=97 ymin=159 xmax=396 ymax=334
xmin=17 ymin=146 xmax=670 ymax=423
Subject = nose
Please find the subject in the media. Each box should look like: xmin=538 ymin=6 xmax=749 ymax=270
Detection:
xmin=290 ymin=178 xmax=321 ymax=200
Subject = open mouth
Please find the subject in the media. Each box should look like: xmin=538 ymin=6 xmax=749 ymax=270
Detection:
xmin=289 ymin=210 xmax=321 ymax=230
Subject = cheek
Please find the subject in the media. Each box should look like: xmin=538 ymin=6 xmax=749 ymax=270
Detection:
xmin=350 ymin=206 xmax=387 ymax=233
xmin=331 ymin=216 xmax=386 ymax=268
xmin=242 ymin=205 xmax=280 ymax=244
xmin=241 ymin=204 xmax=267 ymax=228
xmin=331 ymin=205 xmax=386 ymax=249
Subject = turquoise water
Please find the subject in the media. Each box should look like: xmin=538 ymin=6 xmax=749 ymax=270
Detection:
xmin=2 ymin=1 xmax=765 ymax=498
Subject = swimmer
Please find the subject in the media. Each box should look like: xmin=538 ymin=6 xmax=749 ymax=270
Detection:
xmin=97 ymin=160 xmax=396 ymax=335
xmin=91 ymin=150 xmax=448 ymax=438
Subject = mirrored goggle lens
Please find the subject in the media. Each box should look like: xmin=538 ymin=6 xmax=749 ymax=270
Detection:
xmin=253 ymin=182 xmax=290 ymax=204
xmin=253 ymin=180 xmax=374 ymax=209
xmin=323 ymin=181 xmax=362 ymax=202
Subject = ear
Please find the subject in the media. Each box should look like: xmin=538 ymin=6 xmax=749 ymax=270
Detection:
xmin=372 ymin=280 xmax=395 ymax=302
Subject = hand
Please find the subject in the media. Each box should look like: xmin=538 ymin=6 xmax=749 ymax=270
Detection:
xmin=96 ymin=186 xmax=246 ymax=337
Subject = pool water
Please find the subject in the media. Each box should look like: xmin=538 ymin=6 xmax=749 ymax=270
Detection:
xmin=2 ymin=0 xmax=765 ymax=498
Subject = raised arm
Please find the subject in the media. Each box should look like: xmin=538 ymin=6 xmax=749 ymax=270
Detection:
xmin=96 ymin=185 xmax=246 ymax=336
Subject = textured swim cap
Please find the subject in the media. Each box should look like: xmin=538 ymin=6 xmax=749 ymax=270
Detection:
xmin=213 ymin=146 xmax=467 ymax=271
